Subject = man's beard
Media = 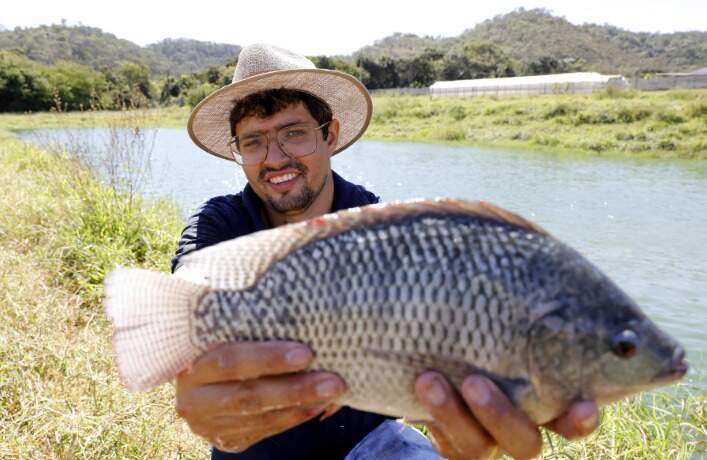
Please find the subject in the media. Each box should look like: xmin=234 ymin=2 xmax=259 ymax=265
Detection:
xmin=260 ymin=162 xmax=328 ymax=214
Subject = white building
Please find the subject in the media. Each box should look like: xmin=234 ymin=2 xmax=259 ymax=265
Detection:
xmin=635 ymin=66 xmax=707 ymax=91
xmin=430 ymin=72 xmax=628 ymax=97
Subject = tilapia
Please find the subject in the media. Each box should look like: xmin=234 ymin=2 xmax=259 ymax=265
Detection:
xmin=104 ymin=199 xmax=688 ymax=424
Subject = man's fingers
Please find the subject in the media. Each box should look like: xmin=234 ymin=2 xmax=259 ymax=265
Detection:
xmin=425 ymin=423 xmax=464 ymax=460
xmin=415 ymin=371 xmax=495 ymax=459
xmin=461 ymin=375 xmax=542 ymax=460
xmin=181 ymin=341 xmax=313 ymax=385
xmin=544 ymin=400 xmax=599 ymax=440
xmin=177 ymin=371 xmax=346 ymax=418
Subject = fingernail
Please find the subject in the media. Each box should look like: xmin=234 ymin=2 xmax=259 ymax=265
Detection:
xmin=464 ymin=377 xmax=491 ymax=406
xmin=576 ymin=402 xmax=599 ymax=432
xmin=316 ymin=378 xmax=341 ymax=398
xmin=285 ymin=347 xmax=311 ymax=366
xmin=423 ymin=377 xmax=447 ymax=406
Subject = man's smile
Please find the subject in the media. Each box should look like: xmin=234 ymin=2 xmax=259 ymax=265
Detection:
xmin=269 ymin=172 xmax=298 ymax=184
xmin=262 ymin=168 xmax=303 ymax=193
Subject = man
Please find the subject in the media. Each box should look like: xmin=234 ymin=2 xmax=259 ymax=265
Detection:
xmin=172 ymin=44 xmax=599 ymax=459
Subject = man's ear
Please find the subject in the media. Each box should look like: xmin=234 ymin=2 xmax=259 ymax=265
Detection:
xmin=325 ymin=118 xmax=340 ymax=148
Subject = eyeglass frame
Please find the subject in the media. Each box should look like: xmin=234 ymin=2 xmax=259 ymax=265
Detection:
xmin=227 ymin=121 xmax=331 ymax=166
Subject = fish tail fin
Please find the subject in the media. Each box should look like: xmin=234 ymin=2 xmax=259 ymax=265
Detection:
xmin=104 ymin=268 xmax=209 ymax=391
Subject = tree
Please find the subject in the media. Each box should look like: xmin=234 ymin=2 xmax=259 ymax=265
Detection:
xmin=44 ymin=62 xmax=107 ymax=110
xmin=310 ymin=56 xmax=368 ymax=82
xmin=440 ymin=41 xmax=518 ymax=80
xmin=525 ymin=56 xmax=571 ymax=75
xmin=397 ymin=48 xmax=443 ymax=87
xmin=356 ymin=56 xmax=399 ymax=89
xmin=115 ymin=62 xmax=152 ymax=107
xmin=0 ymin=51 xmax=52 ymax=111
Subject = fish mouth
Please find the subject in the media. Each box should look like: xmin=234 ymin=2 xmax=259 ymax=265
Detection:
xmin=653 ymin=346 xmax=689 ymax=384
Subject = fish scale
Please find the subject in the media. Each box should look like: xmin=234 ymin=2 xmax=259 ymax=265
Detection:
xmin=105 ymin=199 xmax=687 ymax=426
xmin=186 ymin=214 xmax=530 ymax=419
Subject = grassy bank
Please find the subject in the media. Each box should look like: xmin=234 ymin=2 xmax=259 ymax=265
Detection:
xmin=368 ymin=89 xmax=707 ymax=159
xmin=0 ymin=106 xmax=189 ymax=133
xmin=0 ymin=136 xmax=207 ymax=457
xmin=0 ymin=116 xmax=705 ymax=458
xmin=1 ymin=88 xmax=706 ymax=160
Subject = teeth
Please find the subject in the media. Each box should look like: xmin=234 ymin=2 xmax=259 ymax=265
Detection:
xmin=269 ymin=173 xmax=297 ymax=184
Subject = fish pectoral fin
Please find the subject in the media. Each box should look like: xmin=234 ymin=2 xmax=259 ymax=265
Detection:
xmin=362 ymin=348 xmax=531 ymax=406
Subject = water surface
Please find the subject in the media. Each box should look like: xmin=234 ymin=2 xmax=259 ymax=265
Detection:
xmin=20 ymin=128 xmax=707 ymax=387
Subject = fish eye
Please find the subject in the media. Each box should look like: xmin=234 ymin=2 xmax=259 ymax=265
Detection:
xmin=611 ymin=329 xmax=639 ymax=359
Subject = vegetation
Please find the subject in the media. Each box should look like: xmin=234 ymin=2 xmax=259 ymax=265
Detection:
xmin=0 ymin=106 xmax=705 ymax=456
xmin=0 ymin=51 xmax=154 ymax=111
xmin=0 ymin=120 xmax=207 ymax=457
xmin=1 ymin=88 xmax=705 ymax=160
xmin=0 ymin=23 xmax=240 ymax=76
xmin=146 ymin=38 xmax=241 ymax=75
xmin=357 ymin=8 xmax=707 ymax=76
xmin=2 ymin=9 xmax=706 ymax=108
xmin=367 ymin=89 xmax=707 ymax=159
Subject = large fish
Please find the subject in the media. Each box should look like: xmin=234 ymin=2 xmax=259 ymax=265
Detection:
xmin=104 ymin=199 xmax=688 ymax=424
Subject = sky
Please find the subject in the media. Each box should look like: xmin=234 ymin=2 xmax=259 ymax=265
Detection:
xmin=3 ymin=0 xmax=706 ymax=56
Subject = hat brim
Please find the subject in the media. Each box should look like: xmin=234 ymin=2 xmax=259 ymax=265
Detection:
xmin=187 ymin=68 xmax=372 ymax=161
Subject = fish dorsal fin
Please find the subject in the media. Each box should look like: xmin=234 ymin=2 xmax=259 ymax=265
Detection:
xmin=180 ymin=198 xmax=549 ymax=290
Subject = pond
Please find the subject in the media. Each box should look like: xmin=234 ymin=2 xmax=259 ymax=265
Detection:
xmin=20 ymin=128 xmax=707 ymax=388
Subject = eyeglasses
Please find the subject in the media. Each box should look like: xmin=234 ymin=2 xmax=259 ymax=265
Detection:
xmin=228 ymin=122 xmax=330 ymax=165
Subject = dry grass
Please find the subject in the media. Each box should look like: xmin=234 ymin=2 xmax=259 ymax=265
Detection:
xmin=0 ymin=139 xmax=207 ymax=458
xmin=0 ymin=127 xmax=704 ymax=458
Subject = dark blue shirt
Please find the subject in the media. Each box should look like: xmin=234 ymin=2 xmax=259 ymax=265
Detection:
xmin=172 ymin=171 xmax=391 ymax=460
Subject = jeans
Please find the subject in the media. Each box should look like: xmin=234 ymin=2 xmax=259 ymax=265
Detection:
xmin=344 ymin=420 xmax=441 ymax=460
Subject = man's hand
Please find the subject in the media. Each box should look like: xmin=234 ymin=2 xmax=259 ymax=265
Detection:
xmin=415 ymin=372 xmax=599 ymax=460
xmin=175 ymin=341 xmax=346 ymax=453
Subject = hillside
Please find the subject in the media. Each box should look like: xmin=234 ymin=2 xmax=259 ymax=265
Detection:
xmin=146 ymin=38 xmax=240 ymax=75
xmin=355 ymin=9 xmax=707 ymax=75
xmin=355 ymin=32 xmax=455 ymax=60
xmin=0 ymin=25 xmax=239 ymax=76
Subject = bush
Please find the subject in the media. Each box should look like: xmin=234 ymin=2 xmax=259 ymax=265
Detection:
xmin=656 ymin=112 xmax=686 ymax=124
xmin=435 ymin=126 xmax=466 ymax=141
xmin=543 ymin=102 xmax=577 ymax=119
xmin=574 ymin=107 xmax=651 ymax=125
xmin=448 ymin=105 xmax=467 ymax=121
xmin=656 ymin=140 xmax=677 ymax=151
xmin=186 ymin=82 xmax=218 ymax=107
xmin=685 ymin=102 xmax=707 ymax=118
xmin=0 ymin=51 xmax=53 ymax=111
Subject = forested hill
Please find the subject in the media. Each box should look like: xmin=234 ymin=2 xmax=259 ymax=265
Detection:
xmin=355 ymin=9 xmax=707 ymax=75
xmin=145 ymin=39 xmax=241 ymax=74
xmin=2 ymin=8 xmax=706 ymax=81
xmin=0 ymin=25 xmax=240 ymax=75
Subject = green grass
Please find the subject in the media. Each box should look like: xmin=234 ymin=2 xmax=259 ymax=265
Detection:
xmin=0 ymin=105 xmax=189 ymax=132
xmin=0 ymin=107 xmax=705 ymax=458
xmin=0 ymin=136 xmax=207 ymax=458
xmin=366 ymin=89 xmax=707 ymax=159
xmin=2 ymin=89 xmax=706 ymax=160
xmin=540 ymin=390 xmax=705 ymax=459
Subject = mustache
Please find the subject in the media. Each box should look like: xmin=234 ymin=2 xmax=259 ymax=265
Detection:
xmin=258 ymin=161 xmax=308 ymax=181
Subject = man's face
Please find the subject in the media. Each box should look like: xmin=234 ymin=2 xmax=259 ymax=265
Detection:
xmin=235 ymin=102 xmax=339 ymax=217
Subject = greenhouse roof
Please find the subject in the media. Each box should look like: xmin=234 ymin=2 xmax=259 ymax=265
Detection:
xmin=430 ymin=72 xmax=623 ymax=89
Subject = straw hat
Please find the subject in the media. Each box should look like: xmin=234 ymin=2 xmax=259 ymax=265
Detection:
xmin=187 ymin=43 xmax=373 ymax=162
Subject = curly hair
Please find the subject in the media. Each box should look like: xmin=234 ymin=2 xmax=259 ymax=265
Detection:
xmin=229 ymin=89 xmax=333 ymax=139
